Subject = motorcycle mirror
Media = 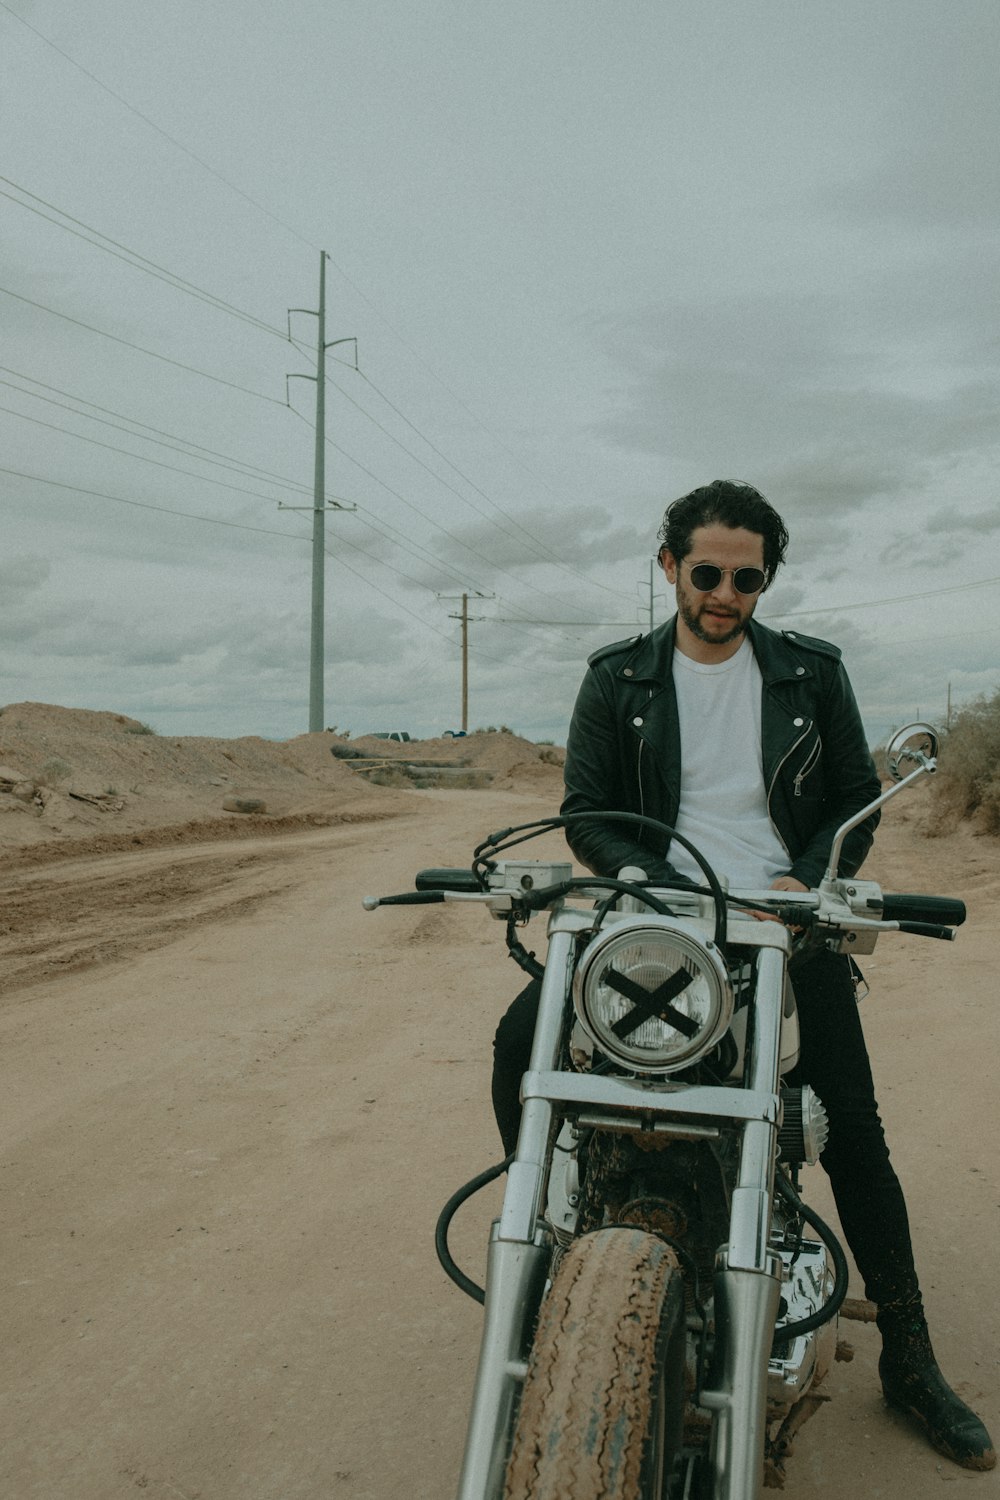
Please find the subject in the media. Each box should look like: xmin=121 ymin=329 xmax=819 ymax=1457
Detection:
xmin=824 ymin=721 xmax=941 ymax=886
xmin=884 ymin=722 xmax=939 ymax=782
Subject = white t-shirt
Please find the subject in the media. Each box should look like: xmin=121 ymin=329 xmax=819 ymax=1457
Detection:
xmin=669 ymin=638 xmax=790 ymax=888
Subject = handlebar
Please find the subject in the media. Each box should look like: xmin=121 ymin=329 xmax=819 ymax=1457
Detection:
xmin=415 ymin=868 xmax=483 ymax=893
xmin=880 ymin=893 xmax=966 ymax=927
xmin=364 ymin=867 xmax=967 ymax=944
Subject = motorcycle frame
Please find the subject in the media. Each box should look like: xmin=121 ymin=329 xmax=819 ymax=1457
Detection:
xmin=456 ymin=904 xmax=793 ymax=1500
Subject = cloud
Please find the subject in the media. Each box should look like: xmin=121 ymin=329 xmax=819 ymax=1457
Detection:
xmin=0 ymin=554 xmax=50 ymax=594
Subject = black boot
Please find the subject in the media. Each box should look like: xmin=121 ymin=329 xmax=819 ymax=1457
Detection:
xmin=878 ymin=1301 xmax=996 ymax=1471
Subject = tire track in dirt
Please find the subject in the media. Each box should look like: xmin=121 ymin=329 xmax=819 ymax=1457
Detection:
xmin=0 ymin=828 xmax=384 ymax=1000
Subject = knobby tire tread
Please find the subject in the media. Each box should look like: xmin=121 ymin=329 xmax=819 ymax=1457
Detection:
xmin=504 ymin=1226 xmax=685 ymax=1500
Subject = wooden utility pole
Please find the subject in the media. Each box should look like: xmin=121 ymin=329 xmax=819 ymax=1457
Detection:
xmin=439 ymin=590 xmax=492 ymax=732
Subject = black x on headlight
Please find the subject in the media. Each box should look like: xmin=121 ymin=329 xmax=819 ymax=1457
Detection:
xmin=573 ymin=919 xmax=733 ymax=1075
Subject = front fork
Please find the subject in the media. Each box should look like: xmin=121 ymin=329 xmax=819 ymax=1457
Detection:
xmin=455 ymin=929 xmax=577 ymax=1500
xmin=702 ymin=946 xmax=786 ymax=1500
xmin=456 ymin=933 xmax=788 ymax=1500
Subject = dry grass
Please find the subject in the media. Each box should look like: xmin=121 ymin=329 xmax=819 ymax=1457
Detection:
xmin=929 ymin=689 xmax=1000 ymax=835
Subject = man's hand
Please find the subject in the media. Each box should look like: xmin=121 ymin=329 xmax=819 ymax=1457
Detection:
xmin=751 ymin=874 xmax=810 ymax=924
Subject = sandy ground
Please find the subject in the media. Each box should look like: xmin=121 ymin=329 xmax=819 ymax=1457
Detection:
xmin=1 ymin=713 xmax=997 ymax=1498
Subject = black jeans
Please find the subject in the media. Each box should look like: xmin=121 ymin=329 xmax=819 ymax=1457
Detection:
xmin=491 ymin=948 xmax=920 ymax=1311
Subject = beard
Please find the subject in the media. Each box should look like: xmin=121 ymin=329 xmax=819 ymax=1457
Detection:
xmin=677 ymin=593 xmax=751 ymax=646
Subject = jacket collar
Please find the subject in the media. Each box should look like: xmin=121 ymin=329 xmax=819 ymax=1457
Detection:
xmin=616 ymin=615 xmax=814 ymax=687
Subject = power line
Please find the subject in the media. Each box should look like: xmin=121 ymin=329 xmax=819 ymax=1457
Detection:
xmin=0 ymin=464 xmax=304 ymax=539
xmin=1 ymin=456 xmax=509 ymax=645
xmin=0 ymin=0 xmax=631 ymax=588
xmin=0 ymin=365 xmax=320 ymax=494
xmin=284 ymin=398 xmax=513 ymax=603
xmin=306 ymin=402 xmax=612 ymax=624
xmin=1 ymin=461 xmax=508 ymax=655
xmin=0 ymin=284 xmax=286 ymax=407
xmin=0 ymin=175 xmax=286 ymax=338
xmin=0 ymin=0 xmax=317 ymax=254
xmin=0 ymin=365 xmax=512 ymax=596
xmin=762 ymin=575 xmax=1000 ymax=620
xmin=0 ymin=400 xmax=299 ymax=507
xmin=355 ymin=367 xmax=633 ymax=601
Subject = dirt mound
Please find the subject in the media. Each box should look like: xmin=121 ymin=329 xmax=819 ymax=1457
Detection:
xmin=346 ymin=730 xmax=565 ymax=781
xmin=0 ymin=702 xmax=411 ymax=859
xmin=0 ymin=706 xmax=566 ymax=861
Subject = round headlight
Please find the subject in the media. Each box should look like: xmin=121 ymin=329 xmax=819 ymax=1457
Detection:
xmin=573 ymin=920 xmax=733 ymax=1075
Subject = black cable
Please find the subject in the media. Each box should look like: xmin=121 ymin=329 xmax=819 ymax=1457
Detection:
xmin=435 ymin=1156 xmax=513 ymax=1304
xmin=1 ymin=177 xmax=285 ymax=337
xmin=472 ymin=812 xmax=728 ymax=946
xmin=771 ymin=1172 xmax=850 ymax=1342
xmin=0 ymin=284 xmax=285 ymax=407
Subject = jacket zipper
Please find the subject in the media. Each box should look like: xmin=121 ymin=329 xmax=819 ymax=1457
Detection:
xmin=636 ymin=685 xmax=654 ymax=818
xmin=766 ymin=722 xmax=811 ymax=853
xmin=793 ymin=736 xmax=821 ymax=797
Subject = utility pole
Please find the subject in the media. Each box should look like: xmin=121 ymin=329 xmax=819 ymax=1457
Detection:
xmin=438 ymin=590 xmax=492 ymax=732
xmin=286 ymin=252 xmax=357 ymax=732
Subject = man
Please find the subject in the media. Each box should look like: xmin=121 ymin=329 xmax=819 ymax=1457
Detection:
xmin=492 ymin=479 xmax=994 ymax=1471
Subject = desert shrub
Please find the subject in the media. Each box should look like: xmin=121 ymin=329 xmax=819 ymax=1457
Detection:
xmin=38 ymin=757 xmax=72 ymax=785
xmin=931 ymin=689 xmax=1000 ymax=834
xmin=364 ymin=766 xmax=412 ymax=789
xmin=538 ymin=747 xmax=563 ymax=766
xmin=124 ymin=721 xmax=156 ymax=736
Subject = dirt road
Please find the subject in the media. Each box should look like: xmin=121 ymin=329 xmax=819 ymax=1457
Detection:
xmin=2 ymin=786 xmax=997 ymax=1498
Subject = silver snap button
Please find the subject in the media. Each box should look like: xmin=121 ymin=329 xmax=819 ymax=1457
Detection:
xmin=793 ymin=717 xmax=804 ymax=727
xmin=623 ymin=667 xmax=634 ymax=677
xmin=632 ymin=716 xmax=644 ymax=727
xmin=796 ymin=667 xmax=806 ymax=676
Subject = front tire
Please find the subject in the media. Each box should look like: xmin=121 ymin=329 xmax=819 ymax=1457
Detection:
xmin=504 ymin=1227 xmax=687 ymax=1500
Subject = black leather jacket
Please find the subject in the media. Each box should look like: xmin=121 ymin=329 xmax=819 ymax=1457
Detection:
xmin=561 ymin=616 xmax=880 ymax=889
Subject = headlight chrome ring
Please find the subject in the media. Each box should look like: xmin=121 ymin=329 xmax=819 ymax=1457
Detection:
xmin=573 ymin=919 xmax=734 ymax=1075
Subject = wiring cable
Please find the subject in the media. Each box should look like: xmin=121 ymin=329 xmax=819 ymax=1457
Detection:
xmin=0 ymin=366 xmax=324 ymax=495
xmin=762 ymin=575 xmax=1000 ymax=620
xmin=328 ymin=372 xmax=628 ymax=615
xmin=0 ymin=0 xmax=318 ymax=254
xmin=356 ymin=366 xmax=634 ymax=601
xmin=1 ymin=463 xmax=511 ymax=662
xmin=1 ymin=176 xmax=286 ymax=338
xmin=0 ymin=284 xmax=285 ymax=407
xmin=0 ymin=463 xmax=307 ymax=539
xmin=300 ymin=405 xmax=613 ymax=626
xmin=283 ymin=399 xmax=502 ymax=597
xmin=2 ymin=0 xmax=659 ymax=574
xmin=0 ymin=401 xmax=305 ymax=507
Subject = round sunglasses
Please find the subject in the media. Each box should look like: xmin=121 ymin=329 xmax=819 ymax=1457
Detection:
xmin=683 ymin=561 xmax=766 ymax=596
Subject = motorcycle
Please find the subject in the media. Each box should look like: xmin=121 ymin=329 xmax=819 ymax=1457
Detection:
xmin=364 ymin=724 xmax=965 ymax=1499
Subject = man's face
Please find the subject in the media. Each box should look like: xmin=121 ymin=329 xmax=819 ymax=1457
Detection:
xmin=660 ymin=523 xmax=766 ymax=657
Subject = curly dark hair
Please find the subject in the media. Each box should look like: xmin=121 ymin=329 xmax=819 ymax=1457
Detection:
xmin=657 ymin=479 xmax=789 ymax=587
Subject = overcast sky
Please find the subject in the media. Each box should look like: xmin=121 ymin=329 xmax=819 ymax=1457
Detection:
xmin=3 ymin=0 xmax=999 ymax=745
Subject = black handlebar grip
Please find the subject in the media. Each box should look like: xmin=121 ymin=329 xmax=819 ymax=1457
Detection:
xmin=415 ymin=868 xmax=482 ymax=893
xmin=880 ymin=893 xmax=966 ymax=927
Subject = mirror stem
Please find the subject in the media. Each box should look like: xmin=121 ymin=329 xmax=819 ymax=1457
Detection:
xmin=821 ymin=761 xmax=932 ymax=888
